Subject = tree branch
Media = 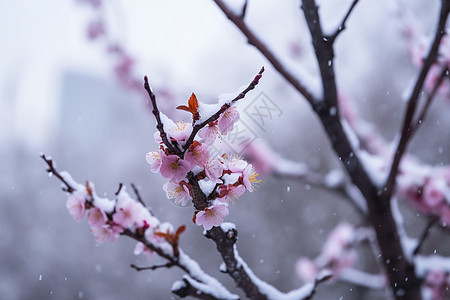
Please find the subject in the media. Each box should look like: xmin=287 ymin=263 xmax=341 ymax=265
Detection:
xmin=328 ymin=0 xmax=360 ymax=44
xmin=41 ymin=154 xmax=75 ymax=193
xmin=413 ymin=216 xmax=439 ymax=256
xmin=183 ymin=67 xmax=265 ymax=151
xmin=212 ymin=0 xmax=316 ymax=104
xmin=412 ymin=67 xmax=449 ymax=134
xmin=144 ymin=76 xmax=182 ymax=156
xmin=383 ymin=0 xmax=449 ymax=201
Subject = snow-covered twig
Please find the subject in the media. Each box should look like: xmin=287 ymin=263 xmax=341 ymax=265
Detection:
xmin=206 ymin=223 xmax=329 ymax=300
xmin=41 ymin=154 xmax=237 ymax=300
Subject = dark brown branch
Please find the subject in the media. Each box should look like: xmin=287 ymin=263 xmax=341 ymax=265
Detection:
xmin=300 ymin=0 xmax=428 ymax=299
xmin=130 ymin=183 xmax=146 ymax=207
xmin=40 ymin=154 xmax=75 ymax=193
xmin=412 ymin=67 xmax=449 ymax=134
xmin=413 ymin=217 xmax=439 ymax=256
xmin=240 ymin=0 xmax=248 ymax=19
xmin=328 ymin=0 xmax=360 ymax=44
xmin=213 ymin=0 xmax=316 ymax=104
xmin=183 ymin=67 xmax=265 ymax=151
xmin=382 ymin=1 xmax=449 ymax=201
xmin=115 ymin=183 xmax=124 ymax=196
xmin=130 ymin=262 xmax=176 ymax=271
xmin=144 ymin=76 xmax=182 ymax=156
xmin=205 ymin=226 xmax=267 ymax=300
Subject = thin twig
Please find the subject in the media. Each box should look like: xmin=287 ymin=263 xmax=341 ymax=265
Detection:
xmin=240 ymin=0 xmax=248 ymax=19
xmin=144 ymin=76 xmax=182 ymax=156
xmin=130 ymin=262 xmax=176 ymax=271
xmin=40 ymin=154 xmax=75 ymax=193
xmin=412 ymin=67 xmax=449 ymax=134
xmin=115 ymin=183 xmax=124 ymax=196
xmin=183 ymin=67 xmax=265 ymax=151
xmin=328 ymin=0 xmax=360 ymax=44
xmin=213 ymin=0 xmax=316 ymax=104
xmin=413 ymin=217 xmax=439 ymax=256
xmin=131 ymin=183 xmax=146 ymax=206
xmin=382 ymin=1 xmax=449 ymax=200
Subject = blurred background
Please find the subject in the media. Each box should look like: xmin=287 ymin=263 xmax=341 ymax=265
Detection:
xmin=1 ymin=0 xmax=448 ymax=299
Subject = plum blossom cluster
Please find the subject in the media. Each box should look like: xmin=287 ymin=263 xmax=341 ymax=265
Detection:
xmin=145 ymin=92 xmax=261 ymax=231
xmin=295 ymin=222 xmax=358 ymax=283
xmin=63 ymin=172 xmax=184 ymax=262
xmin=423 ymin=269 xmax=450 ymax=300
xmin=397 ymin=162 xmax=450 ymax=225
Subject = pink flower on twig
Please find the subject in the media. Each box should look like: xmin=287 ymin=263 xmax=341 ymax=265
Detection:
xmin=160 ymin=155 xmax=191 ymax=182
xmin=91 ymin=224 xmax=123 ymax=244
xmin=113 ymin=193 xmax=142 ymax=229
xmin=198 ymin=121 xmax=219 ymax=145
xmin=66 ymin=191 xmax=86 ymax=222
xmin=146 ymin=149 xmax=163 ymax=173
xmin=184 ymin=141 xmax=209 ymax=167
xmin=163 ymin=181 xmax=192 ymax=206
xmin=205 ymin=159 xmax=223 ymax=184
xmin=218 ymin=106 xmax=239 ymax=134
xmin=195 ymin=204 xmax=229 ymax=230
xmin=87 ymin=206 xmax=107 ymax=228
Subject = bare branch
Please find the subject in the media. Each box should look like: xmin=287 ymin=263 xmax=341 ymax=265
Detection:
xmin=413 ymin=217 xmax=439 ymax=256
xmin=130 ymin=262 xmax=176 ymax=271
xmin=40 ymin=154 xmax=75 ymax=193
xmin=383 ymin=1 xmax=449 ymax=200
xmin=115 ymin=183 xmax=124 ymax=196
xmin=240 ymin=0 xmax=248 ymax=19
xmin=183 ymin=67 xmax=265 ymax=151
xmin=144 ymin=76 xmax=182 ymax=156
xmin=412 ymin=67 xmax=449 ymax=133
xmin=328 ymin=0 xmax=360 ymax=44
xmin=213 ymin=0 xmax=316 ymax=104
xmin=130 ymin=183 xmax=147 ymax=208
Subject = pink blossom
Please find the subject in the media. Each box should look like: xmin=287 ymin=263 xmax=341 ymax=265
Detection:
xmin=295 ymin=257 xmax=318 ymax=283
xmin=205 ymin=159 xmax=223 ymax=183
xmin=113 ymin=193 xmax=142 ymax=229
xmin=160 ymin=154 xmax=191 ymax=182
xmin=219 ymin=154 xmax=248 ymax=173
xmin=423 ymin=178 xmax=446 ymax=208
xmin=163 ymin=181 xmax=192 ymax=206
xmin=66 ymin=191 xmax=86 ymax=222
xmin=156 ymin=118 xmax=193 ymax=143
xmin=218 ymin=106 xmax=239 ymax=134
xmin=198 ymin=121 xmax=219 ymax=145
xmin=87 ymin=207 xmax=107 ymax=228
xmin=87 ymin=20 xmax=105 ymax=40
xmin=91 ymin=224 xmax=123 ymax=244
xmin=134 ymin=242 xmax=153 ymax=262
xmin=241 ymin=164 xmax=261 ymax=192
xmin=146 ymin=149 xmax=163 ymax=173
xmin=322 ymin=222 xmax=355 ymax=261
xmin=184 ymin=141 xmax=209 ymax=167
xmin=195 ymin=204 xmax=229 ymax=230
xmin=218 ymin=185 xmax=246 ymax=203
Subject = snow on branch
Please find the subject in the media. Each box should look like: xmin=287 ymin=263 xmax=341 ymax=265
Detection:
xmin=40 ymin=154 xmax=237 ymax=300
xmin=206 ymin=223 xmax=330 ymax=300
